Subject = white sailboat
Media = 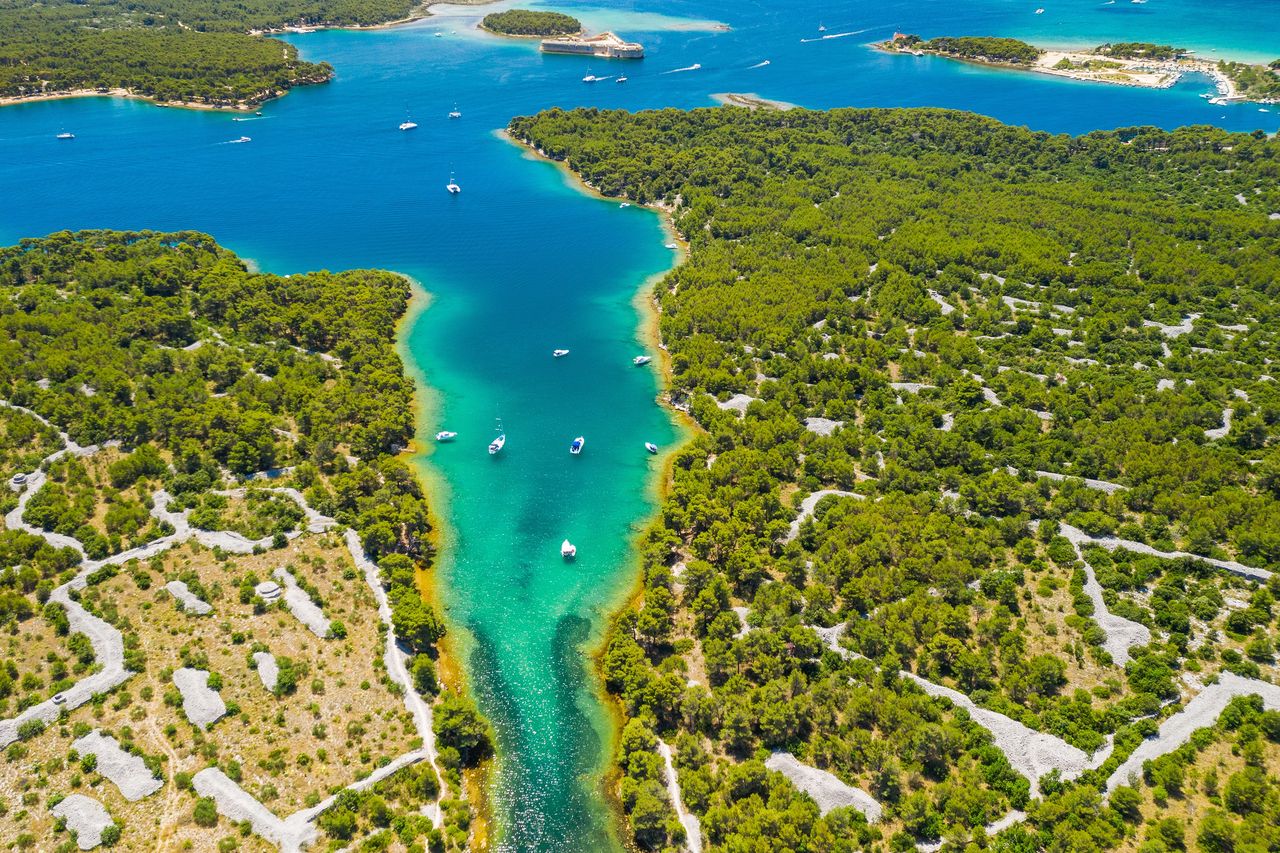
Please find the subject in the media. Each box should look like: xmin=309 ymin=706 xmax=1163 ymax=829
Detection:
xmin=447 ymin=172 xmax=461 ymax=194
xmin=488 ymin=417 xmax=505 ymax=454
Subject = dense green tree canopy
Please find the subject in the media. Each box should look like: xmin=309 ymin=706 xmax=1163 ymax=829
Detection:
xmin=0 ymin=0 xmax=420 ymax=105
xmin=510 ymin=105 xmax=1280 ymax=850
xmin=480 ymin=9 xmax=582 ymax=36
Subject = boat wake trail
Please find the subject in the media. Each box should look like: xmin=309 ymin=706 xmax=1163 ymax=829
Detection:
xmin=662 ymin=63 xmax=703 ymax=74
xmin=748 ymin=60 xmax=771 ymax=69
xmin=799 ymin=25 xmax=881 ymax=43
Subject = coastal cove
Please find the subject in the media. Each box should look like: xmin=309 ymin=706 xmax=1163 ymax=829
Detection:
xmin=2 ymin=0 xmax=1280 ymax=851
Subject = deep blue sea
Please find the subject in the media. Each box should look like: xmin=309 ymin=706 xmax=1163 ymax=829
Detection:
xmin=2 ymin=1 xmax=1278 ymax=849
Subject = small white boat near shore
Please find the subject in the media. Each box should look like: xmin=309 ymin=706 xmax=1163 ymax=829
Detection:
xmin=561 ymin=539 xmax=577 ymax=559
xmin=435 ymin=431 xmax=457 ymax=441
xmin=553 ymin=349 xmax=570 ymax=357
xmin=633 ymin=355 xmax=652 ymax=366
xmin=645 ymin=442 xmax=658 ymax=454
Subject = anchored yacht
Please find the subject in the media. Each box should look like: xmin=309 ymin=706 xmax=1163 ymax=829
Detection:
xmin=633 ymin=355 xmax=652 ymax=366
xmin=435 ymin=431 xmax=457 ymax=441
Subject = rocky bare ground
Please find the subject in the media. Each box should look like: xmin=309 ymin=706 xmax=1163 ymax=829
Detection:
xmin=0 ymin=402 xmax=447 ymax=847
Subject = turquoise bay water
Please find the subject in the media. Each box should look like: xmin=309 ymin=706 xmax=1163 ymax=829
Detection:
xmin=1 ymin=1 xmax=1278 ymax=849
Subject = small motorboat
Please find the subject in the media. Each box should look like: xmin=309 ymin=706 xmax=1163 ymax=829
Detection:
xmin=664 ymin=242 xmax=678 ymax=249
xmin=818 ymin=23 xmax=826 ymax=32
xmin=230 ymin=136 xmax=251 ymax=144
xmin=489 ymin=433 xmax=506 ymax=454
xmin=620 ymin=203 xmax=631 ymax=208
xmin=1035 ymin=7 xmax=1045 ymax=13
xmin=616 ymin=76 xmax=628 ymax=83
xmin=553 ymin=349 xmax=570 ymax=357
xmin=570 ymin=436 xmax=585 ymax=455
xmin=56 ymin=132 xmax=74 ymax=140
xmin=633 ymin=355 xmax=652 ymax=366
xmin=645 ymin=442 xmax=658 ymax=454
xmin=435 ymin=431 xmax=457 ymax=441
xmin=561 ymin=539 xmax=577 ymax=559
xmin=449 ymin=103 xmax=462 ymax=119
xmin=435 ymin=31 xmax=444 ymax=37
xmin=255 ymin=111 xmax=263 ymax=116
xmin=583 ymin=74 xmax=601 ymax=83
xmin=399 ymin=120 xmax=418 ymax=131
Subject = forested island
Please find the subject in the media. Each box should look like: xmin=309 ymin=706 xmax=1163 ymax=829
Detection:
xmin=512 ymin=106 xmax=1280 ymax=852
xmin=901 ymin=34 xmax=1043 ymax=65
xmin=0 ymin=231 xmax=487 ymax=849
xmin=480 ymin=9 xmax=582 ymax=37
xmin=0 ymin=0 xmax=430 ymax=108
xmin=884 ymin=33 xmax=1280 ymax=102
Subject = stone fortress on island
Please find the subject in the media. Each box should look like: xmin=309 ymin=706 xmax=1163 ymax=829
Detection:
xmin=540 ymin=31 xmax=644 ymax=59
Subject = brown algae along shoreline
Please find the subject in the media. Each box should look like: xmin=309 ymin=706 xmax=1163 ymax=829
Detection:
xmin=393 ymin=273 xmax=495 ymax=847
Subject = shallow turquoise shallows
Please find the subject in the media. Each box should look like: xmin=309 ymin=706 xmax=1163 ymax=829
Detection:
xmin=2 ymin=1 xmax=1278 ymax=848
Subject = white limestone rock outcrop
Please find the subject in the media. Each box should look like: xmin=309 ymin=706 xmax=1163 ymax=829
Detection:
xmin=765 ymin=752 xmax=882 ymax=822
xmin=173 ymin=667 xmax=226 ymax=729
xmin=166 ymin=580 xmax=212 ymax=615
xmin=273 ymin=567 xmax=331 ymax=637
xmin=72 ymin=731 xmax=162 ymax=801
xmin=51 ymin=794 xmax=115 ymax=850
xmin=254 ymin=651 xmax=279 ymax=692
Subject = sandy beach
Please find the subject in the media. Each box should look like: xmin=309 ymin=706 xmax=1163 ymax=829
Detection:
xmin=882 ymin=41 xmax=1268 ymax=102
xmin=712 ymin=92 xmax=799 ymax=110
